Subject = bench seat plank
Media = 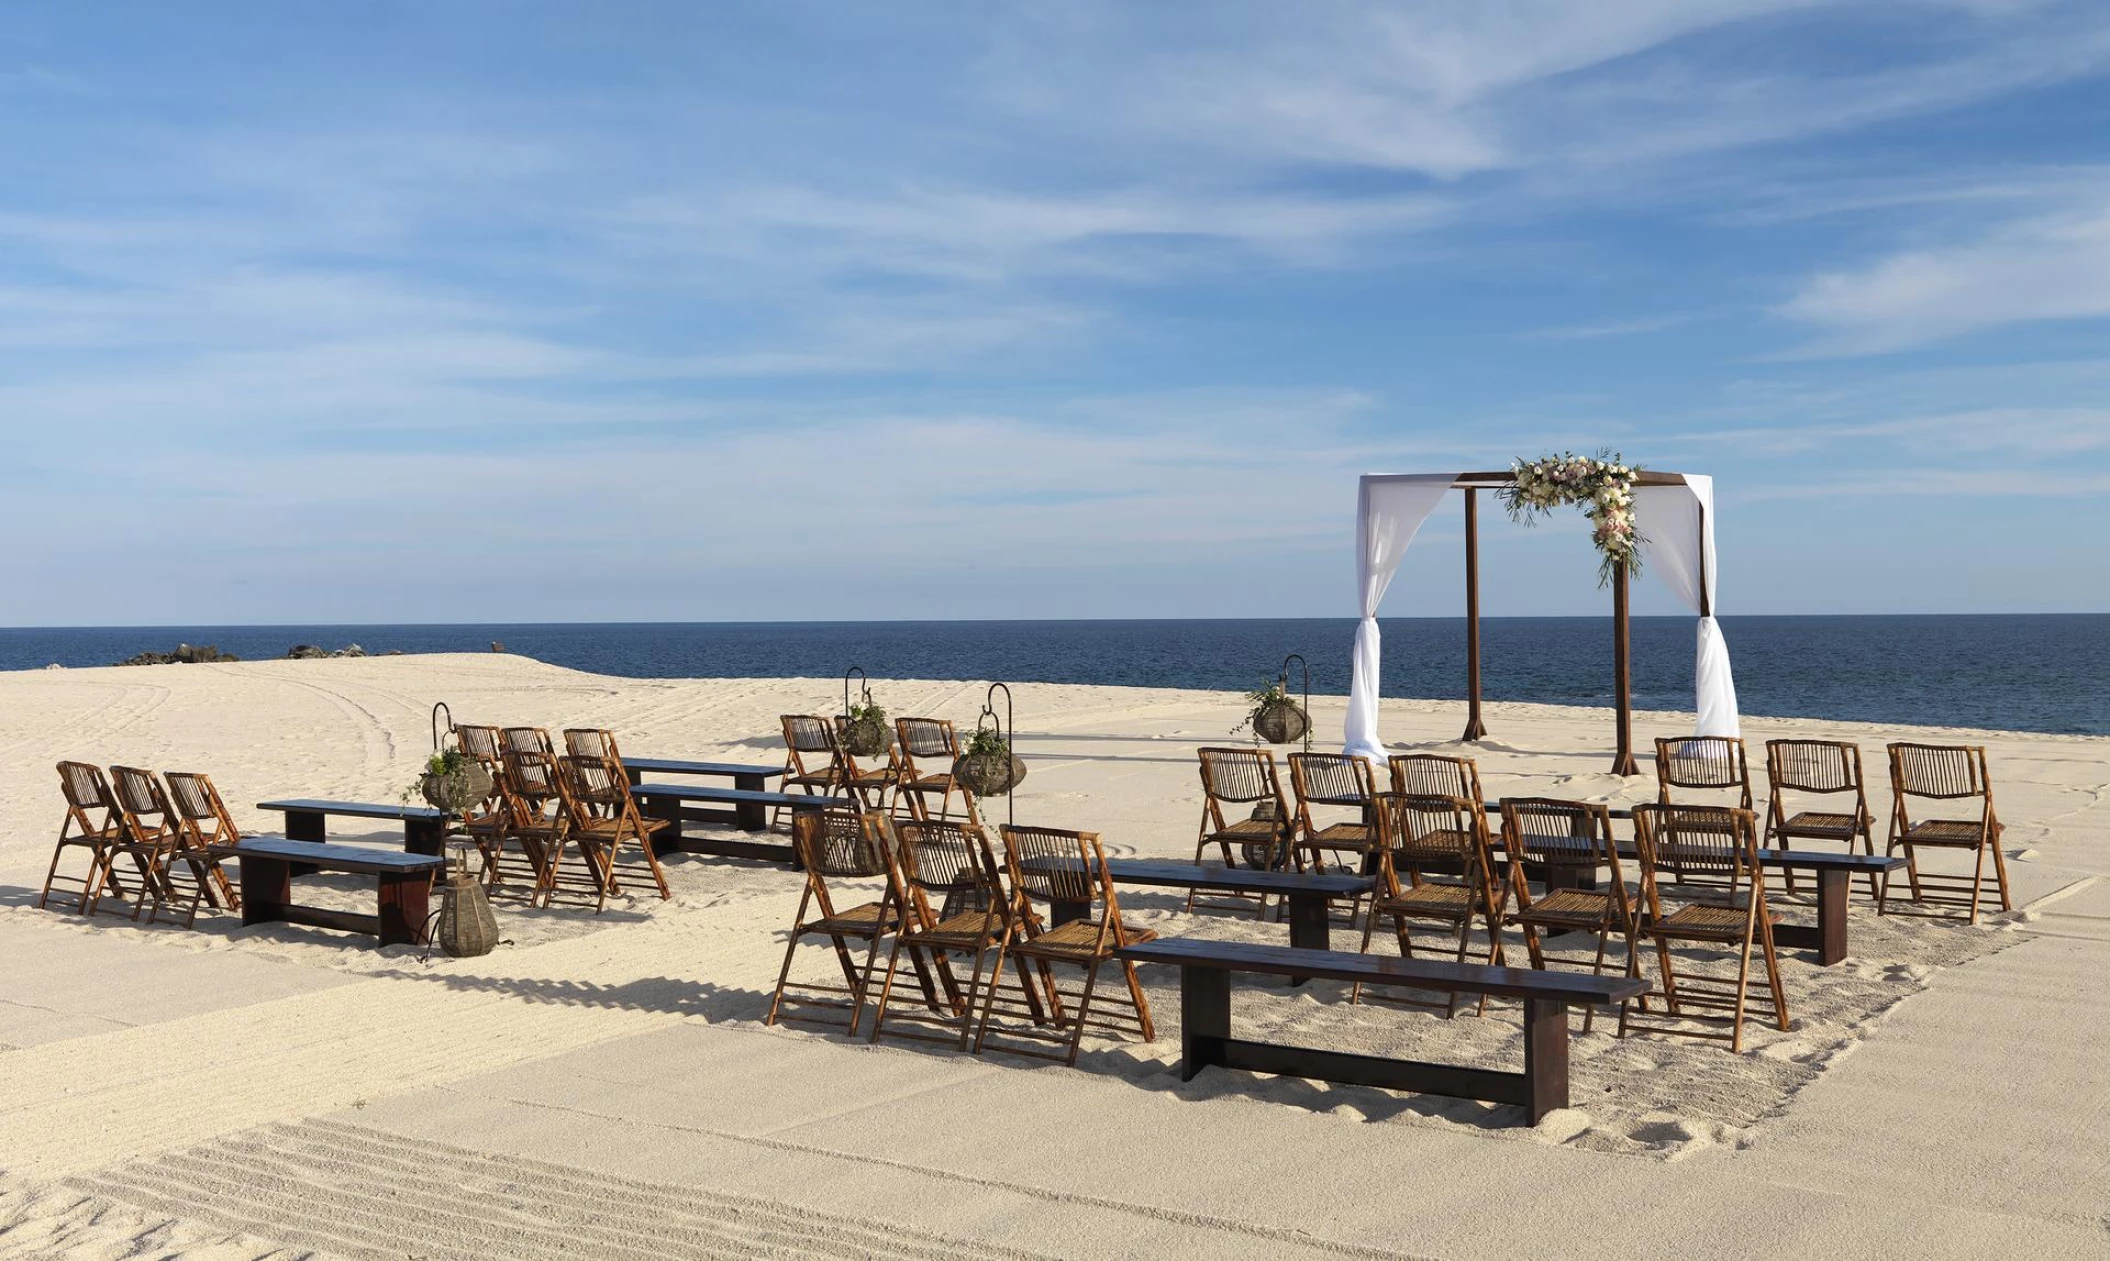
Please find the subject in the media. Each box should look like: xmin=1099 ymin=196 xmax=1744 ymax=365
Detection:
xmin=257 ymin=799 xmax=448 ymax=822
xmin=629 ymin=783 xmax=849 ymax=808
xmin=621 ymin=758 xmax=783 ymax=779
xmin=1120 ymin=938 xmax=1646 ymax=1004
xmin=1105 ymin=859 xmax=1371 ymax=898
xmin=216 ymin=838 xmax=446 ymax=875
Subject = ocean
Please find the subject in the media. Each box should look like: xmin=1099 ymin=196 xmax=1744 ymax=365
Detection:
xmin=1 ymin=616 xmax=2104 ymax=737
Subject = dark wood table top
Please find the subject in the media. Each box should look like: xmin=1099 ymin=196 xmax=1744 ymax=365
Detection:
xmin=1020 ymin=857 xmax=1370 ymax=897
xmin=1119 ymin=936 xmax=1650 ymax=1002
xmin=215 ymin=837 xmax=447 ymax=874
xmin=257 ymin=799 xmax=448 ymax=822
xmin=630 ymin=782 xmax=849 ymax=808
xmin=623 ymin=757 xmax=783 ymax=778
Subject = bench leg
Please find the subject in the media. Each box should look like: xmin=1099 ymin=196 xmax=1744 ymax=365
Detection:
xmin=404 ymin=818 xmax=448 ymax=858
xmin=1522 ymin=996 xmax=1570 ymax=1125
xmin=641 ymin=794 xmax=687 ymax=855
xmin=1285 ymin=892 xmax=1329 ymax=986
xmin=241 ymin=855 xmax=292 ymax=926
xmin=283 ymin=810 xmax=324 ymax=877
xmin=1816 ymin=867 xmax=1848 ymax=966
xmin=1180 ymin=966 xmax=1231 ymax=1082
xmin=734 ymin=773 xmax=769 ymax=830
xmin=377 ymin=872 xmax=431 ymax=947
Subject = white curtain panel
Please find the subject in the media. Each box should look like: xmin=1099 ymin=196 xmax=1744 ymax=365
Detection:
xmin=1345 ymin=473 xmax=1459 ymax=760
xmin=1634 ymin=475 xmax=1741 ymax=738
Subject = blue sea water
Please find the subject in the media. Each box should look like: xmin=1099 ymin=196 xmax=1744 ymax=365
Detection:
xmin=1 ymin=616 xmax=2104 ymax=736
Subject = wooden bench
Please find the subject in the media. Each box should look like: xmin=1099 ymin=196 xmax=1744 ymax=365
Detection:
xmin=1118 ymin=937 xmax=1648 ymax=1125
xmin=1041 ymin=859 xmax=1371 ymax=984
xmin=217 ymin=837 xmax=445 ymax=947
xmin=257 ymin=799 xmax=451 ymax=856
xmin=630 ymin=782 xmax=851 ymax=865
xmin=621 ymin=758 xmax=783 ymax=830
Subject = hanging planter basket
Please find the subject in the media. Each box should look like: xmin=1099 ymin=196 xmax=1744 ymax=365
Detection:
xmin=418 ymin=761 xmax=492 ymax=814
xmin=954 ymin=745 xmax=1026 ymax=797
xmin=840 ymin=714 xmax=894 ymax=758
xmin=1251 ymin=698 xmax=1309 ymax=746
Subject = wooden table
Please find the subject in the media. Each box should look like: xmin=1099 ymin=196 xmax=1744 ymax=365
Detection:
xmin=1119 ymin=937 xmax=1648 ymax=1125
xmin=630 ymin=781 xmax=850 ymax=865
xmin=219 ymin=837 xmax=445 ymax=947
xmin=1042 ymin=859 xmax=1371 ymax=985
xmin=257 ymin=799 xmax=451 ymax=855
xmin=622 ymin=758 xmax=783 ymax=831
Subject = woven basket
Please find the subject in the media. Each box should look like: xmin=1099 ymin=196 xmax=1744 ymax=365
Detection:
xmin=1251 ymin=699 xmax=1309 ymax=745
xmin=840 ymin=715 xmax=895 ymax=758
xmin=420 ymin=764 xmax=493 ymax=813
xmin=953 ymin=749 xmax=1025 ymax=797
xmin=435 ymin=866 xmax=499 ymax=957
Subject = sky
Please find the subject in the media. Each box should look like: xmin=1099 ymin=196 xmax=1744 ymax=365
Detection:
xmin=2 ymin=0 xmax=2107 ymax=625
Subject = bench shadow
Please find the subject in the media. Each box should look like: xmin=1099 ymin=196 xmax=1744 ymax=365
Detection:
xmin=372 ymin=967 xmax=774 ymax=1023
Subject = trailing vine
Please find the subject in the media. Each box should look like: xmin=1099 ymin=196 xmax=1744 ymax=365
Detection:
xmin=1499 ymin=450 xmax=1644 ymax=585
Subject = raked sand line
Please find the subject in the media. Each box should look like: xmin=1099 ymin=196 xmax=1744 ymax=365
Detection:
xmin=55 ymin=1118 xmax=1063 ymax=1261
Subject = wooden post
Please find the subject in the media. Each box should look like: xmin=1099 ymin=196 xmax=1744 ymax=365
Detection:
xmin=1462 ymin=488 xmax=1487 ymax=742
xmin=1611 ymin=561 xmax=1639 ymax=776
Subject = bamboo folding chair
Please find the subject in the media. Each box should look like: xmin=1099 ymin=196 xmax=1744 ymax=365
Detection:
xmin=1191 ymin=747 xmax=1295 ymax=916
xmin=1288 ymin=752 xmax=1376 ymax=876
xmin=563 ymin=727 xmax=677 ymax=848
xmin=766 ymin=810 xmax=903 ymax=1035
xmin=868 ymin=816 xmax=1026 ymax=1048
xmin=1764 ymin=739 xmax=1879 ymax=901
xmin=777 ymin=715 xmax=843 ymax=829
xmin=162 ymin=771 xmax=243 ymax=919
xmin=1622 ymin=804 xmax=1789 ymax=1052
xmin=894 ymin=717 xmax=974 ymax=822
xmin=1655 ymin=736 xmax=1754 ymax=811
xmin=41 ymin=762 xmax=127 ymax=913
xmin=452 ymin=724 xmax=510 ymax=849
xmin=484 ymin=727 xmax=573 ymax=905
xmin=1496 ymin=798 xmax=1640 ymax=1032
xmin=91 ymin=766 xmax=194 ymax=925
xmin=976 ymin=825 xmax=1155 ymax=1065
xmin=557 ymin=751 xmax=672 ymax=909
xmin=1353 ymin=792 xmax=1508 ymax=1017
xmin=1880 ymin=743 xmax=2010 ymax=923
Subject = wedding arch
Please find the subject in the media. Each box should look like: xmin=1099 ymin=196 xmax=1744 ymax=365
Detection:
xmin=1345 ymin=462 xmax=1739 ymax=775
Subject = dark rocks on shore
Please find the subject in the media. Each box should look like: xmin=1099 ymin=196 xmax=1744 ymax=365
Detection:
xmin=285 ymin=644 xmax=369 ymax=659
xmin=114 ymin=643 xmax=240 ymax=666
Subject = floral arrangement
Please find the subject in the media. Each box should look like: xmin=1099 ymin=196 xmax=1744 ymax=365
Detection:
xmin=840 ymin=695 xmax=894 ymax=757
xmin=1499 ymin=450 xmax=1644 ymax=584
xmin=1230 ymin=678 xmax=1308 ymax=745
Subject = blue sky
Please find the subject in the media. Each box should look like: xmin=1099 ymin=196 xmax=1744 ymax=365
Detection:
xmin=2 ymin=1 xmax=2107 ymax=624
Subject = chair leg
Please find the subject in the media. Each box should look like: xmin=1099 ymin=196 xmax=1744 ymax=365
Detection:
xmin=1759 ymin=921 xmax=1790 ymax=1032
xmin=1730 ymin=928 xmax=1757 ymax=1054
xmin=1350 ymin=903 xmax=1382 ymax=1005
xmin=972 ymin=928 xmax=1017 ymax=1053
xmin=1988 ymin=833 xmax=2013 ymax=913
xmin=1065 ymin=960 xmax=1103 ymax=1066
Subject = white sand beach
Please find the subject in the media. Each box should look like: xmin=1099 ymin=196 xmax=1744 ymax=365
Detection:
xmin=0 ymin=654 xmax=2105 ymax=1259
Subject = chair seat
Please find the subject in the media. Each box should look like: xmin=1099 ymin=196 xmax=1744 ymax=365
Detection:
xmin=1779 ymin=811 xmax=1863 ymax=839
xmin=784 ymin=773 xmax=835 ymax=792
xmin=1655 ymin=901 xmax=1781 ymax=940
xmin=1902 ymin=819 xmax=1994 ymax=847
xmin=914 ymin=909 xmax=1006 ymax=949
xmin=58 ymin=825 xmax=124 ymax=847
xmin=802 ymin=901 xmax=892 ymax=937
xmin=905 ymin=773 xmax=959 ymax=792
xmin=1372 ymin=883 xmax=1478 ymax=920
xmin=1206 ymin=818 xmax=1281 ymax=843
xmin=1512 ymin=888 xmax=1617 ymax=930
xmin=1308 ymin=822 xmax=1373 ymax=848
xmin=1012 ymin=918 xmax=1157 ymax=962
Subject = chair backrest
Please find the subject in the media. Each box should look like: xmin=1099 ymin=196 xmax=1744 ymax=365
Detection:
xmin=1655 ymin=736 xmax=1752 ymax=809
xmin=501 ymin=729 xmax=564 ymax=814
xmin=782 ymin=715 xmax=836 ymax=755
xmin=563 ymin=728 xmax=623 ymax=767
xmin=792 ymin=808 xmax=889 ymax=879
xmin=1888 ymin=743 xmax=1990 ymax=801
xmin=1197 ymin=747 xmax=1282 ymax=805
xmin=1288 ymin=752 xmax=1373 ymax=808
xmin=1497 ymin=797 xmax=1616 ymax=872
xmin=1372 ymin=791 xmax=1492 ymax=897
xmin=453 ymin=724 xmax=505 ymax=768
xmin=1633 ymin=803 xmax=1760 ymax=899
xmin=1766 ymin=739 xmax=1861 ymax=795
xmin=894 ymin=717 xmax=957 ymax=765
xmin=892 ymin=817 xmax=1002 ymax=924
xmin=558 ymin=752 xmax=628 ymax=821
xmin=108 ymin=765 xmax=177 ymax=844
xmin=165 ymin=771 xmax=240 ymax=846
xmin=560 ymin=730 xmax=631 ymax=810
xmin=56 ymin=761 xmax=116 ymax=839
xmin=999 ymin=824 xmax=1108 ymax=916
xmin=1389 ymin=753 xmax=1483 ymax=806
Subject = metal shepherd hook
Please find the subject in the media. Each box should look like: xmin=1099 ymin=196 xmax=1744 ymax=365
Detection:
xmin=1281 ymin=653 xmax=1311 ymax=753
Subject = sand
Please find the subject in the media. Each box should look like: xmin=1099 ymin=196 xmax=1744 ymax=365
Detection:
xmin=0 ymin=654 xmax=2104 ymax=1258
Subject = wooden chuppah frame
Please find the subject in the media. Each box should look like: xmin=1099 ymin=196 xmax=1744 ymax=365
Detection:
xmin=1447 ymin=470 xmax=1706 ymax=777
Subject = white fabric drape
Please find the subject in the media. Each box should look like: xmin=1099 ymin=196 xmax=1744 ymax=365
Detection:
xmin=1633 ymin=475 xmax=1740 ymax=737
xmin=1345 ymin=473 xmax=1458 ymax=761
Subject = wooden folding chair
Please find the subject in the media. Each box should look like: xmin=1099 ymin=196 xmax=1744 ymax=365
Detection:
xmin=777 ymin=715 xmax=842 ymax=829
xmin=451 ymin=724 xmax=510 ymax=850
xmin=484 ymin=727 xmax=572 ymax=906
xmin=1622 ymin=804 xmax=1789 ymax=1052
xmin=162 ymin=771 xmax=244 ymax=918
xmin=869 ymin=816 xmax=1025 ymax=1048
xmin=91 ymin=767 xmax=193 ymax=925
xmin=557 ymin=751 xmax=672 ymax=910
xmin=1191 ymin=747 xmax=1295 ymax=916
xmin=1655 ymin=736 xmax=1753 ymax=811
xmin=1496 ymin=798 xmax=1640 ymax=1033
xmin=1764 ymin=739 xmax=1879 ymax=901
xmin=41 ymin=762 xmax=127 ymax=913
xmin=976 ymin=825 xmax=1155 ymax=1065
xmin=1880 ymin=743 xmax=2010 ymax=924
xmin=1352 ymin=792 xmax=1508 ymax=1017
xmin=1288 ymin=752 xmax=1376 ymax=876
xmin=894 ymin=717 xmax=975 ymax=822
xmin=766 ymin=810 xmax=902 ymax=1035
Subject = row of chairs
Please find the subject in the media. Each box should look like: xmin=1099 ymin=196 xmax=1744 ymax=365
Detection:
xmin=766 ymin=811 xmax=1157 ymax=1067
xmin=1357 ymin=794 xmax=1789 ymax=1051
xmin=40 ymin=762 xmax=244 ymax=928
xmin=445 ymin=725 xmax=673 ymax=912
xmin=779 ymin=714 xmax=978 ymax=822
xmin=1195 ymin=736 xmax=2010 ymax=923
